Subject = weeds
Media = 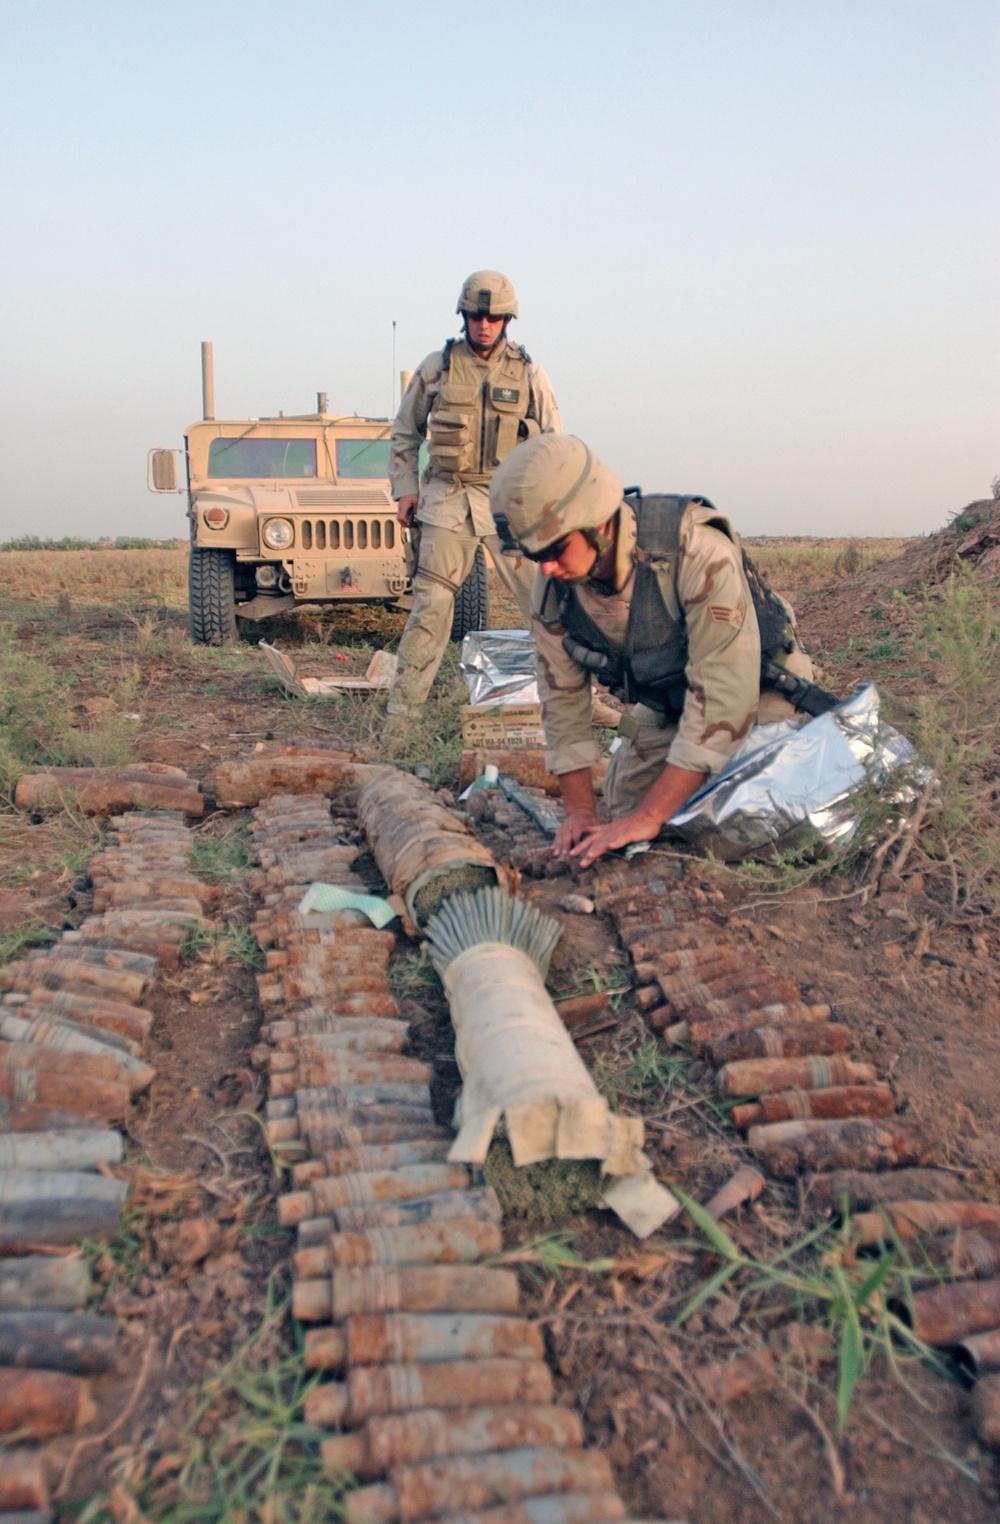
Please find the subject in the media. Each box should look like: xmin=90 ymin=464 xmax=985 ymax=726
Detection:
xmin=191 ymin=821 xmax=253 ymax=882
xmin=183 ymin=924 xmax=264 ymax=969
xmin=89 ymin=1289 xmax=351 ymax=1524
xmin=0 ymin=917 xmax=60 ymax=965
xmin=674 ymin=1190 xmax=946 ymax=1432
xmin=491 ymin=1229 xmax=613 ymax=1282
xmin=387 ymin=948 xmax=442 ymax=1001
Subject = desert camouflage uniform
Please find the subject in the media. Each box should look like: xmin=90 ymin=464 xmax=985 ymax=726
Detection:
xmin=531 ymin=500 xmax=814 ymax=817
xmin=387 ymin=340 xmax=561 ymax=716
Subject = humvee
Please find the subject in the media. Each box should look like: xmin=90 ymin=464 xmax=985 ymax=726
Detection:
xmin=148 ymin=343 xmax=489 ymax=646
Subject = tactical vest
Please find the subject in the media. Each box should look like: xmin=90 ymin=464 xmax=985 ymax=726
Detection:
xmin=543 ymin=493 xmax=838 ymax=722
xmin=425 ymin=339 xmax=539 ymax=488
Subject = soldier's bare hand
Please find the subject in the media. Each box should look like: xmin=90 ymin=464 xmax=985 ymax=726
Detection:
xmin=569 ymin=808 xmax=662 ymax=869
xmin=551 ymin=810 xmax=602 ymax=857
xmin=396 ymin=495 xmax=419 ymax=526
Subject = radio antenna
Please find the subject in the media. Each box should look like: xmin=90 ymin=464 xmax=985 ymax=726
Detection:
xmin=391 ymin=319 xmax=397 ymax=417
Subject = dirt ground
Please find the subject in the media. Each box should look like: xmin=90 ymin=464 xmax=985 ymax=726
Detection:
xmin=1 ymin=508 xmax=998 ymax=1521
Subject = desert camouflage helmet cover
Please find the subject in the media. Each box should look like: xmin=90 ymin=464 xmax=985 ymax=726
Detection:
xmin=457 ymin=270 xmax=519 ymax=318
xmin=489 ymin=435 xmax=624 ymax=555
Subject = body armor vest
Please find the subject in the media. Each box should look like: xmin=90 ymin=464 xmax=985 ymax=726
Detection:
xmin=425 ymin=339 xmax=539 ymax=489
xmin=544 ymin=493 xmax=834 ymax=722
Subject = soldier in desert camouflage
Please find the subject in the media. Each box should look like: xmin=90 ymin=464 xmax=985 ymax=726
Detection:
xmin=387 ymin=271 xmax=561 ymax=720
xmin=489 ymin=433 xmax=816 ymax=867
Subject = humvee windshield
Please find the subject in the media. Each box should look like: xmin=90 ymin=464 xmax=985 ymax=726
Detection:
xmin=207 ymin=438 xmax=318 ymax=478
xmin=335 ymin=438 xmax=391 ymax=478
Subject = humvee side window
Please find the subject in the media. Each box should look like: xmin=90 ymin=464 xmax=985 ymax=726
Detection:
xmin=207 ymin=438 xmax=318 ymax=478
xmin=335 ymin=439 xmax=391 ymax=479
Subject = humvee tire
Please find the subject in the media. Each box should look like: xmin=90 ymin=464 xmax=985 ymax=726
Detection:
xmin=450 ymin=545 xmax=490 ymax=643
xmin=189 ymin=547 xmax=237 ymax=645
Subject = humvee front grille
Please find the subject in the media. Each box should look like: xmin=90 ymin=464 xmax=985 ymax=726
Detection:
xmin=295 ymin=489 xmax=388 ymax=508
xmin=298 ymin=517 xmax=397 ymax=553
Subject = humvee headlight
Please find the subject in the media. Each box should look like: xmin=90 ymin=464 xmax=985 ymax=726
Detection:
xmin=262 ymin=518 xmax=294 ymax=550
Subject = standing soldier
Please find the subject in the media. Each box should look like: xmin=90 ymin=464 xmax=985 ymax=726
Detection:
xmin=489 ymin=434 xmax=824 ymax=868
xmin=386 ymin=271 xmax=561 ymax=722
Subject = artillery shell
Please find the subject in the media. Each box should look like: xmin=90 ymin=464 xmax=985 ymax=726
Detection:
xmin=14 ymin=768 xmax=203 ymax=816
xmin=297 ymin=1188 xmax=501 ymax=1248
xmin=17 ymin=988 xmax=152 ymax=1042
xmin=291 ymin=1083 xmax=432 ymax=1113
xmin=409 ymin=1494 xmax=627 ymax=1524
xmin=733 ymin=1081 xmax=895 ymax=1131
xmin=747 ymin=1117 xmax=934 ymax=1178
xmin=552 ymin=993 xmax=612 ymax=1028
xmin=0 ymin=1257 xmax=91 ymax=1312
xmin=310 ymin=1312 xmax=543 ymax=1374
xmin=851 ymin=1201 xmax=1000 ymax=1246
xmin=270 ymin=1019 xmax=408 ymax=1052
xmin=268 ymin=1056 xmax=432 ymax=1096
xmin=0 ymin=1170 xmax=129 ymax=1249
xmin=898 ymin=1277 xmax=1000 ymax=1344
xmin=671 ymin=981 xmax=802 ymax=1021
xmin=955 ymin=1328 xmax=1000 ymax=1378
xmin=293 ymin=1219 xmax=502 ymax=1276
xmin=710 ymin=1022 xmax=854 ymax=1066
xmin=0 ymin=957 xmax=147 ymax=1004
xmin=322 ymin=1403 xmax=583 ymax=1480
xmin=280 ymin=1165 xmax=473 ymax=1226
xmin=0 ymin=1130 xmax=123 ymax=1173
xmin=0 ymin=1368 xmax=95 ymax=1437
xmin=306 ymin=1357 xmax=553 ymax=1419
xmin=304 ymin=1124 xmax=450 ymax=1154
xmin=0 ymin=1066 xmax=129 ymax=1123
xmin=212 ymin=753 xmax=357 ymax=808
xmin=291 ymin=1139 xmax=451 ymax=1186
xmin=0 ymin=1100 xmax=105 ymax=1134
xmin=345 ymin=1447 xmax=613 ymax=1524
xmin=807 ymin=1167 xmax=972 ymax=1213
xmin=718 ymin=1056 xmax=875 ymax=1099
xmin=0 ymin=1015 xmax=154 ymax=1092
xmin=663 ymin=1003 xmax=830 ymax=1046
xmin=28 ymin=945 xmax=158 ymax=976
xmin=0 ymin=1312 xmax=118 ymax=1374
xmin=331 ymin=1265 xmax=519 ymax=1320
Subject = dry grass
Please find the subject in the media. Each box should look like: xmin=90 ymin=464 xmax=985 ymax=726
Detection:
xmin=0 ymin=546 xmax=189 ymax=606
xmin=744 ymin=538 xmax=910 ymax=594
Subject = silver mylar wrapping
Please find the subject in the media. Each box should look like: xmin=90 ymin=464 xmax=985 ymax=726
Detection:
xmin=669 ymin=684 xmax=930 ymax=861
xmin=460 ymin=629 xmax=538 ymax=706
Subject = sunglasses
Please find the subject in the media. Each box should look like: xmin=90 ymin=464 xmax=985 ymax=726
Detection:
xmin=520 ymin=535 xmax=572 ymax=563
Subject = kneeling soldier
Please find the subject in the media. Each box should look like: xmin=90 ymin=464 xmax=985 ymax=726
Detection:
xmin=489 ymin=434 xmax=823 ymax=868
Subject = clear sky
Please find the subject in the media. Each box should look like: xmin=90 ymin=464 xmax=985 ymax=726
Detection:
xmin=0 ymin=1 xmax=995 ymax=540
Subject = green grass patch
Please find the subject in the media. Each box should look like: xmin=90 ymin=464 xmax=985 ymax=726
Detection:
xmin=183 ymin=923 xmax=264 ymax=969
xmin=190 ymin=821 xmax=253 ymax=882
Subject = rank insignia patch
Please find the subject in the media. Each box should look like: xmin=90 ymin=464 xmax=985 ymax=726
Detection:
xmin=492 ymin=387 xmax=520 ymax=403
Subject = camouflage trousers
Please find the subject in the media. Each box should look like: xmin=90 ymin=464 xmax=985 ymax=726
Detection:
xmin=387 ymin=517 xmax=536 ymax=717
xmin=603 ymin=648 xmax=816 ymax=818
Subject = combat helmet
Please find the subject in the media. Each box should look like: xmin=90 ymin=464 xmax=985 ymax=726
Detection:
xmin=490 ymin=435 xmax=624 ymax=557
xmin=457 ymin=270 xmax=519 ymax=319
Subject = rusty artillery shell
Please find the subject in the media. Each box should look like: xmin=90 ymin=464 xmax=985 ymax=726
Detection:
xmin=305 ymin=1312 xmax=543 ymax=1373
xmin=280 ymin=1164 xmax=473 ymax=1226
xmin=807 ymin=1167 xmax=971 ymax=1213
xmin=29 ymin=944 xmax=158 ymax=976
xmin=710 ymin=1021 xmax=854 ymax=1067
xmin=270 ymin=1019 xmax=408 ymax=1053
xmin=0 ymin=1256 xmax=91 ymax=1312
xmin=718 ymin=1055 xmax=875 ymax=1099
xmin=0 ymin=1171 xmax=129 ymax=1249
xmin=0 ymin=1099 xmax=107 ymax=1133
xmin=0 ymin=1368 xmax=95 ymax=1437
xmin=0 ymin=1450 xmax=49 ymax=1509
xmin=0 ymin=1312 xmax=118 ymax=1374
xmin=898 ymin=1277 xmax=1000 ymax=1344
xmin=0 ymin=1130 xmax=122 ymax=1173
xmin=0 ymin=1065 xmax=129 ymax=1123
xmin=662 ymin=1002 xmax=831 ymax=1046
xmin=322 ymin=1403 xmax=583 ymax=1480
xmin=305 ymin=1123 xmax=449 ymax=1153
xmin=670 ymin=981 xmax=803 ymax=1022
xmin=212 ymin=753 xmax=357 ymax=807
xmin=747 ymin=1117 xmax=934 ymax=1178
xmin=269 ymin=1056 xmax=432 ymax=1097
xmin=851 ymin=1201 xmax=1000 ymax=1246
xmin=306 ymin=1357 xmax=553 ymax=1420
xmin=14 ymin=767 xmax=203 ymax=816
xmin=287 ymin=1083 xmax=431 ymax=1114
xmin=652 ymin=956 xmax=751 ymax=1000
xmin=955 ymin=1329 xmax=1000 ymax=1377
xmin=276 ymin=1108 xmax=439 ymax=1146
xmin=292 ymin=1139 xmax=451 ymax=1187
xmin=345 ymin=1446 xmax=613 ymax=1524
xmin=297 ymin=1188 xmax=500 ymax=1246
xmin=334 ymin=1265 xmax=518 ymax=1320
xmin=625 ymin=939 xmax=727 ymax=971
xmin=18 ymin=987 xmax=152 ymax=1042
xmin=734 ymin=1082 xmax=895 ymax=1131
xmin=0 ymin=1040 xmax=133 ymax=1088
xmin=293 ymin=1219 xmax=502 ymax=1276
xmin=0 ymin=957 xmax=147 ymax=1004
xmin=704 ymin=1165 xmax=765 ymax=1221
xmin=0 ymin=1016 xmax=153 ymax=1094
xmin=552 ymin=993 xmax=612 ymax=1028
xmin=4 ymin=1006 xmax=141 ymax=1059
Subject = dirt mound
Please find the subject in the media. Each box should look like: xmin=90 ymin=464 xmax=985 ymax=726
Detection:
xmin=797 ymin=498 xmax=1000 ymax=658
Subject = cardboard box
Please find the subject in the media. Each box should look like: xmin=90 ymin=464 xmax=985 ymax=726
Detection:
xmin=460 ymin=702 xmax=545 ymax=749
